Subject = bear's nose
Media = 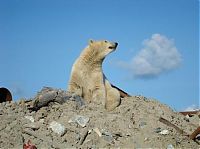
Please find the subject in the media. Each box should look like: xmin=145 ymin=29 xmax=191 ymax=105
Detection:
xmin=115 ymin=42 xmax=118 ymax=47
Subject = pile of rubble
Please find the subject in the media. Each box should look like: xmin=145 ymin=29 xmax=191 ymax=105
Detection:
xmin=0 ymin=87 xmax=199 ymax=148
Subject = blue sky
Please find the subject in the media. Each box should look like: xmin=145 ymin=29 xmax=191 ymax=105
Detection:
xmin=0 ymin=0 xmax=199 ymax=111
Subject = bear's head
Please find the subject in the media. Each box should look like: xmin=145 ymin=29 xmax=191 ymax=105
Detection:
xmin=88 ymin=40 xmax=118 ymax=60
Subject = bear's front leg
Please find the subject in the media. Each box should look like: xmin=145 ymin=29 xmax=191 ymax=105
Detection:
xmin=67 ymin=80 xmax=83 ymax=97
xmin=92 ymin=86 xmax=106 ymax=107
xmin=105 ymin=80 xmax=121 ymax=111
xmin=90 ymin=73 xmax=106 ymax=106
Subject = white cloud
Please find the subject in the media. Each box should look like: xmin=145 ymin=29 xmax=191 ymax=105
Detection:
xmin=119 ymin=34 xmax=182 ymax=78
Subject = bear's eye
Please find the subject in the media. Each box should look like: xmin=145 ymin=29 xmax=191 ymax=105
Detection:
xmin=104 ymin=40 xmax=108 ymax=43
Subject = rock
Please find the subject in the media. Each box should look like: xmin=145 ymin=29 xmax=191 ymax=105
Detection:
xmin=0 ymin=102 xmax=6 ymax=106
xmin=144 ymin=137 xmax=149 ymax=141
xmin=159 ymin=129 xmax=169 ymax=135
xmin=31 ymin=87 xmax=73 ymax=111
xmin=39 ymin=119 xmax=45 ymax=123
xmin=184 ymin=115 xmax=190 ymax=122
xmin=23 ymin=122 xmax=40 ymax=130
xmin=139 ymin=121 xmax=147 ymax=128
xmin=24 ymin=116 xmax=35 ymax=123
xmin=33 ymin=90 xmax=57 ymax=109
xmin=93 ymin=128 xmax=102 ymax=137
xmin=55 ymin=90 xmax=72 ymax=104
xmin=71 ymin=94 xmax=85 ymax=107
xmin=68 ymin=115 xmax=89 ymax=127
xmin=101 ymin=129 xmax=114 ymax=143
xmin=167 ymin=144 xmax=175 ymax=149
xmin=49 ymin=121 xmax=66 ymax=136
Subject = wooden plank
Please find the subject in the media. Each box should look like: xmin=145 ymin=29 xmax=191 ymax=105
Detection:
xmin=189 ymin=126 xmax=200 ymax=140
xmin=159 ymin=117 xmax=187 ymax=135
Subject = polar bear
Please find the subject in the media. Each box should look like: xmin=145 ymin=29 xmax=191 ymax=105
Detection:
xmin=67 ymin=39 xmax=121 ymax=111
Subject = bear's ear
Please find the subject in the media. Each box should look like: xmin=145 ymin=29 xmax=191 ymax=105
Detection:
xmin=89 ymin=39 xmax=94 ymax=45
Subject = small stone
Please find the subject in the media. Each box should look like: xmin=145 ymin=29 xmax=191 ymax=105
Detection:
xmin=159 ymin=129 xmax=169 ymax=135
xmin=68 ymin=115 xmax=89 ymax=127
xmin=184 ymin=115 xmax=190 ymax=122
xmin=93 ymin=128 xmax=102 ymax=137
xmin=101 ymin=129 xmax=114 ymax=143
xmin=139 ymin=121 xmax=147 ymax=128
xmin=71 ymin=94 xmax=85 ymax=107
xmin=23 ymin=122 xmax=40 ymax=130
xmin=128 ymin=124 xmax=132 ymax=129
xmin=49 ymin=121 xmax=66 ymax=136
xmin=5 ymin=102 xmax=12 ymax=108
xmin=39 ymin=119 xmax=45 ymax=123
xmin=24 ymin=116 xmax=35 ymax=122
xmin=1 ymin=102 xmax=6 ymax=106
xmin=144 ymin=137 xmax=149 ymax=141
xmin=88 ymin=129 xmax=92 ymax=134
xmin=167 ymin=144 xmax=174 ymax=149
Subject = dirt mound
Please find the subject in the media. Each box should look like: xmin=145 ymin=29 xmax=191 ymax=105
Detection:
xmin=0 ymin=87 xmax=199 ymax=148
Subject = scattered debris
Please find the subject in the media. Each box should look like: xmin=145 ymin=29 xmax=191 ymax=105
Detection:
xmin=159 ymin=129 xmax=169 ymax=135
xmin=29 ymin=87 xmax=73 ymax=111
xmin=71 ymin=94 xmax=85 ymax=107
xmin=23 ymin=140 xmax=37 ymax=149
xmin=101 ymin=129 xmax=114 ymax=143
xmin=24 ymin=116 xmax=35 ymax=123
xmin=48 ymin=121 xmax=66 ymax=136
xmin=139 ymin=121 xmax=147 ymax=128
xmin=23 ymin=122 xmax=40 ymax=130
xmin=93 ymin=128 xmax=102 ymax=137
xmin=184 ymin=115 xmax=190 ymax=122
xmin=0 ymin=87 xmax=199 ymax=148
xmin=189 ymin=126 xmax=200 ymax=140
xmin=159 ymin=117 xmax=187 ymax=135
xmin=167 ymin=144 xmax=174 ymax=149
xmin=79 ymin=129 xmax=90 ymax=145
xmin=68 ymin=115 xmax=90 ymax=127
